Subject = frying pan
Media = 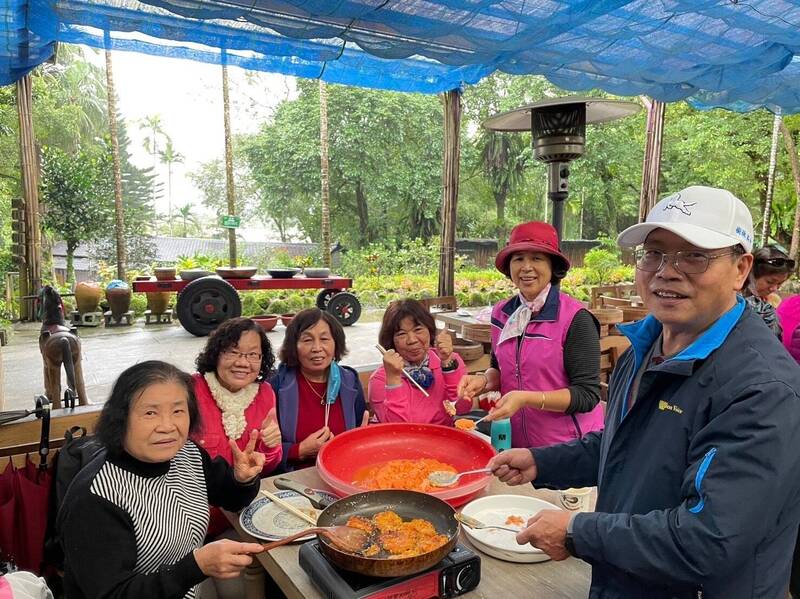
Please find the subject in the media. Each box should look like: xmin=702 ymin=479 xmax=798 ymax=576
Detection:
xmin=315 ymin=489 xmax=459 ymax=577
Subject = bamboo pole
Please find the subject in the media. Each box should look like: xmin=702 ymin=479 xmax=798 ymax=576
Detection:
xmin=638 ymin=97 xmax=665 ymax=222
xmin=105 ymin=49 xmax=127 ymax=280
xmin=438 ymin=90 xmax=461 ymax=298
xmin=222 ymin=64 xmax=237 ymax=267
xmin=320 ymin=80 xmax=332 ymax=268
xmin=16 ymin=74 xmax=42 ymax=320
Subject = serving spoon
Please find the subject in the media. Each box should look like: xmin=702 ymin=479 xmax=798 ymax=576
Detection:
xmin=428 ymin=467 xmax=493 ymax=487
xmin=260 ymin=526 xmax=370 ymax=552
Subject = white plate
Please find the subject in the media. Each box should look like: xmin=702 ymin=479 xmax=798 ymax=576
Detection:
xmin=239 ymin=489 xmax=338 ymax=542
xmin=460 ymin=494 xmax=562 ymax=563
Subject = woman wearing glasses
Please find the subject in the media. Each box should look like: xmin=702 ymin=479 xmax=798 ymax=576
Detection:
xmin=191 ymin=317 xmax=282 ymax=584
xmin=457 ymin=221 xmax=603 ymax=448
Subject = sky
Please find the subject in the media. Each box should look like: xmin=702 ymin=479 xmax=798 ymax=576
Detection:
xmin=85 ymin=48 xmax=297 ymax=241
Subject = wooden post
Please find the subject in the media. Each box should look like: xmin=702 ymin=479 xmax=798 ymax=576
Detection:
xmin=438 ymin=90 xmax=461 ymax=298
xmin=320 ymin=80 xmax=332 ymax=268
xmin=105 ymin=48 xmax=127 ymax=280
xmin=222 ymin=63 xmax=237 ymax=267
xmin=638 ymin=97 xmax=665 ymax=222
xmin=16 ymin=74 xmax=42 ymax=320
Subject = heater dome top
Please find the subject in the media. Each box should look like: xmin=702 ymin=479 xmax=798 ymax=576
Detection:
xmin=482 ymin=96 xmax=641 ymax=132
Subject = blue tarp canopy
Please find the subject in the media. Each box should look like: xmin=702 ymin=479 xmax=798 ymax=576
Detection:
xmin=4 ymin=0 xmax=800 ymax=112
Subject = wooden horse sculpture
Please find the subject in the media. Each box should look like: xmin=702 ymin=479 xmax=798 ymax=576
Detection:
xmin=38 ymin=285 xmax=88 ymax=408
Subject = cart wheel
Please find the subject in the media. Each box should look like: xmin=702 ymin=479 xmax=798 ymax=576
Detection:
xmin=326 ymin=292 xmax=361 ymax=326
xmin=316 ymin=289 xmax=341 ymax=309
xmin=176 ymin=276 xmax=241 ymax=336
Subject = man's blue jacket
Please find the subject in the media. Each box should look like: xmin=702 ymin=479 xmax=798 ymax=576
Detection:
xmin=533 ymin=297 xmax=800 ymax=598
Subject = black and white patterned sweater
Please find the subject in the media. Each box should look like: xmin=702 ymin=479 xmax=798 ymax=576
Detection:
xmin=58 ymin=440 xmax=259 ymax=599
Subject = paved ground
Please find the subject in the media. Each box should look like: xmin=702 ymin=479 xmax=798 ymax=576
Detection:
xmin=0 ymin=313 xmax=385 ymax=412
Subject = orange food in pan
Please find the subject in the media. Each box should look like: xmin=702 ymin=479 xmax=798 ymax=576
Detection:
xmin=353 ymin=458 xmax=457 ymax=492
xmin=454 ymin=418 xmax=476 ymax=430
xmin=345 ymin=510 xmax=448 ymax=558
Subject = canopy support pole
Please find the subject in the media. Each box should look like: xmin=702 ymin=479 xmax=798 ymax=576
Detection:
xmin=222 ymin=63 xmax=237 ymax=267
xmin=17 ymin=73 xmax=42 ymax=320
xmin=638 ymin=97 xmax=665 ymax=222
xmin=438 ymin=89 xmax=461 ymax=298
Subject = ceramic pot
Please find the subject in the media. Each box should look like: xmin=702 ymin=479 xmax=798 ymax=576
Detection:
xmin=106 ymin=285 xmax=132 ymax=319
xmin=251 ymin=314 xmax=279 ymax=332
xmin=74 ymin=281 xmax=102 ymax=314
xmin=146 ymin=291 xmax=171 ymax=314
xmin=281 ymin=313 xmax=296 ymax=327
xmin=154 ymin=267 xmax=177 ymax=281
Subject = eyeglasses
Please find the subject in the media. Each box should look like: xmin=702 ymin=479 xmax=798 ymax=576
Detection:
xmin=634 ymin=249 xmax=740 ymax=275
xmin=222 ymin=349 xmax=262 ymax=363
xmin=761 ymin=257 xmax=796 ymax=269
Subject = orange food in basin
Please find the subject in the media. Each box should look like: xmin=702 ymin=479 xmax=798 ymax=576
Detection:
xmin=454 ymin=418 xmax=476 ymax=430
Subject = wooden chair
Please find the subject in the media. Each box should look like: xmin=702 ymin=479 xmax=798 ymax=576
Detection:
xmin=590 ymin=283 xmax=637 ymax=308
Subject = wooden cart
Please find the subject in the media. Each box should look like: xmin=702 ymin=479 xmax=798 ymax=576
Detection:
xmin=131 ymin=275 xmax=361 ymax=336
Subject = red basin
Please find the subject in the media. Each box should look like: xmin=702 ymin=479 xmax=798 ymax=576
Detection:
xmin=316 ymin=422 xmax=496 ymax=507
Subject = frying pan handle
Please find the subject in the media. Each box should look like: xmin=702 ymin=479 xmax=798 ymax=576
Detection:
xmin=274 ymin=478 xmax=332 ymax=509
xmin=260 ymin=528 xmax=322 ymax=551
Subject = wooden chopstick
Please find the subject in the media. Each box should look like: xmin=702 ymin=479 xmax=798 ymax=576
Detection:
xmin=260 ymin=489 xmax=318 ymax=526
xmin=375 ymin=344 xmax=430 ymax=397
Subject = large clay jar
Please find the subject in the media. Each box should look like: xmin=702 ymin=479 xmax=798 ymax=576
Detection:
xmin=146 ymin=291 xmax=171 ymax=314
xmin=105 ymin=280 xmax=132 ymax=319
xmin=74 ymin=281 xmax=102 ymax=314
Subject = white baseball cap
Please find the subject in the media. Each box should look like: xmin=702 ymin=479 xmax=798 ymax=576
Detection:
xmin=617 ymin=186 xmax=754 ymax=253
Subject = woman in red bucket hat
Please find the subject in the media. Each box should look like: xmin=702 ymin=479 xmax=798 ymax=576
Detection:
xmin=457 ymin=221 xmax=604 ymax=448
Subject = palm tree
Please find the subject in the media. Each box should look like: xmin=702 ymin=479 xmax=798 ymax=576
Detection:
xmin=319 ymin=80 xmax=331 ymax=268
xmin=159 ymin=139 xmax=185 ymax=235
xmin=174 ymin=203 xmax=201 ymax=237
xmin=138 ymin=114 xmax=170 ymax=226
xmin=105 ymin=49 xmax=126 ymax=279
xmin=222 ymin=64 xmax=237 ymax=267
xmin=476 ymin=131 xmax=529 ymax=241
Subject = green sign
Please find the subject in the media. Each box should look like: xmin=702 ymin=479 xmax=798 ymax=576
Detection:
xmin=220 ymin=215 xmax=241 ymax=228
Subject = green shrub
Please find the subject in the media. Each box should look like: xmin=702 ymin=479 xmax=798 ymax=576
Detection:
xmin=129 ymin=294 xmax=147 ymax=316
xmin=268 ymin=299 xmax=291 ymax=314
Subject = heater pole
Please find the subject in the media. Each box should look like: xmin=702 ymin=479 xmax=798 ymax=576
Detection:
xmin=548 ymin=162 xmax=570 ymax=241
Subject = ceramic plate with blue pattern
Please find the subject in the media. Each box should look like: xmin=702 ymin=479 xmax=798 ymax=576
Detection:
xmin=240 ymin=489 xmax=339 ymax=542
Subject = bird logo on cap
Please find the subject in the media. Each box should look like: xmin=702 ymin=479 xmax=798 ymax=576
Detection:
xmin=663 ymin=193 xmax=697 ymax=216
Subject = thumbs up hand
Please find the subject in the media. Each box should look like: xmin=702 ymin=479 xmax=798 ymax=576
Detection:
xmin=435 ymin=330 xmax=454 ymax=364
xmin=259 ymin=408 xmax=281 ymax=448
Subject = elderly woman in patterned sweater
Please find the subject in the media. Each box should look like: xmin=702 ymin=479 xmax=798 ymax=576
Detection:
xmin=58 ymin=360 xmax=265 ymax=599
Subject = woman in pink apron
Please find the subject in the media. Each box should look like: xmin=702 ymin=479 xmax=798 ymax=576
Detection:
xmin=458 ymin=221 xmax=604 ymax=448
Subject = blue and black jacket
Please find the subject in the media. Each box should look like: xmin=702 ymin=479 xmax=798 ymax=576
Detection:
xmin=533 ymin=297 xmax=800 ymax=598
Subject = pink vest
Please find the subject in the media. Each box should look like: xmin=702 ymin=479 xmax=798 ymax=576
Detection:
xmin=491 ymin=290 xmax=604 ymax=448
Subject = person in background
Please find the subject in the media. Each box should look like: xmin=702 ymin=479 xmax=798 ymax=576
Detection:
xmin=191 ymin=317 xmax=282 ymax=598
xmin=457 ymin=221 xmax=603 ymax=448
xmin=271 ymin=308 xmax=368 ymax=471
xmin=748 ymin=245 xmax=793 ymax=305
xmin=369 ymin=299 xmax=470 ymax=425
xmin=741 ymin=246 xmax=794 ymax=338
xmin=58 ymin=360 xmax=265 ymax=599
xmin=490 ymin=186 xmax=800 ymax=597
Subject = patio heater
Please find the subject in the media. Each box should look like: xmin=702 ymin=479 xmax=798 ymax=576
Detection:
xmin=483 ymin=97 xmax=641 ymax=240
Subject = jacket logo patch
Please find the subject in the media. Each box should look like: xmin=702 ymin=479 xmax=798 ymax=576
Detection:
xmin=663 ymin=193 xmax=696 ymax=216
xmin=658 ymin=400 xmax=683 ymax=414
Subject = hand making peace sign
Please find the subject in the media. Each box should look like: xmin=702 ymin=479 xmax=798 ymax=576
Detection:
xmin=230 ymin=429 xmax=266 ymax=483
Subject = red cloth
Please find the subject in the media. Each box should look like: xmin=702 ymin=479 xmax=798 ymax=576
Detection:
xmin=190 ymin=373 xmax=282 ymax=537
xmin=287 ymin=374 xmax=346 ymax=468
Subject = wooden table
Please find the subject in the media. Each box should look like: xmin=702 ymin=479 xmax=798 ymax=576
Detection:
xmin=228 ymin=468 xmax=591 ymax=599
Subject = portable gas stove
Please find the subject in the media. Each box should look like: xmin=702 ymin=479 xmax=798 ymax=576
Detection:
xmin=299 ymin=541 xmax=481 ymax=599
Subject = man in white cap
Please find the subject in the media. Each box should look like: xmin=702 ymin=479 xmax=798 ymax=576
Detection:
xmin=489 ymin=186 xmax=800 ymax=598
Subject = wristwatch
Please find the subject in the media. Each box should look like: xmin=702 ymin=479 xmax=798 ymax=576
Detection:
xmin=564 ymin=529 xmax=577 ymax=557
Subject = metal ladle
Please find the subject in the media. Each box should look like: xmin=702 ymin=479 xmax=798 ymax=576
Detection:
xmin=428 ymin=467 xmax=493 ymax=487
